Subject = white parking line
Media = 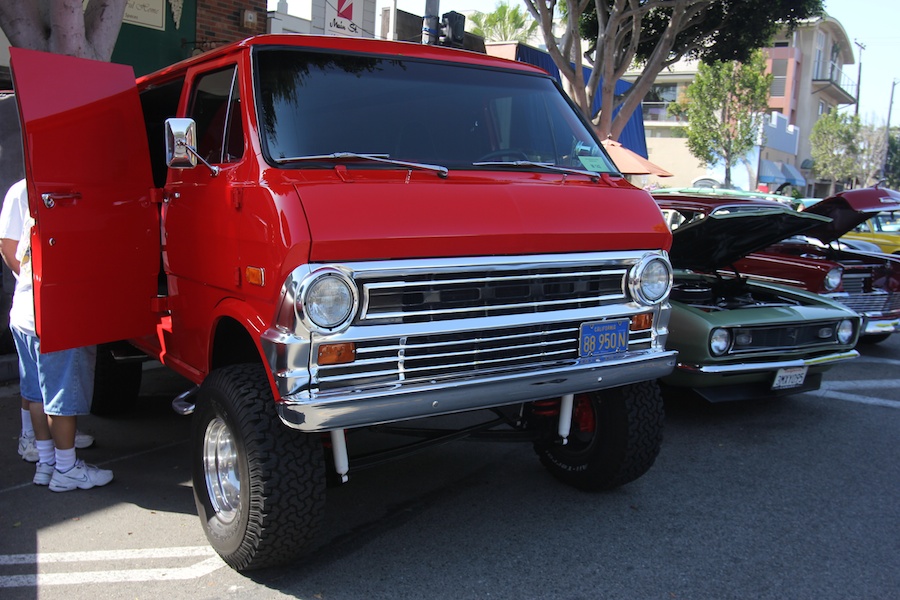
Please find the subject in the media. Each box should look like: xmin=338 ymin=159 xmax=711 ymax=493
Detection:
xmin=0 ymin=547 xmax=224 ymax=588
xmin=808 ymin=379 xmax=900 ymax=409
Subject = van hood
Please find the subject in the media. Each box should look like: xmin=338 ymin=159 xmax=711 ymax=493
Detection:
xmin=294 ymin=173 xmax=672 ymax=262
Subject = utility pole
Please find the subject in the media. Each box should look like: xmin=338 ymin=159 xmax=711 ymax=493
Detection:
xmin=881 ymin=79 xmax=898 ymax=179
xmin=854 ymin=39 xmax=865 ymax=116
xmin=423 ymin=0 xmax=440 ymax=45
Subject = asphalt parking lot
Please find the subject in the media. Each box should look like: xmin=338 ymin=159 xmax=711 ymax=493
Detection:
xmin=1 ymin=337 xmax=898 ymax=600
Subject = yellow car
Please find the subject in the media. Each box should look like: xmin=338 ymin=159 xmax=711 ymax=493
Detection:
xmin=842 ymin=210 xmax=900 ymax=254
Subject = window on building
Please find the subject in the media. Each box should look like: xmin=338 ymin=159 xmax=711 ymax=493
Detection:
xmin=814 ymin=31 xmax=825 ymax=79
xmin=770 ymin=59 xmax=787 ymax=97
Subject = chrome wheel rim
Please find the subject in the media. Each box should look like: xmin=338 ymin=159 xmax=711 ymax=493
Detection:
xmin=202 ymin=417 xmax=240 ymax=524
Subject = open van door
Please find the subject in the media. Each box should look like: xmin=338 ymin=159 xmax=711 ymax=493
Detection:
xmin=10 ymin=48 xmax=160 ymax=352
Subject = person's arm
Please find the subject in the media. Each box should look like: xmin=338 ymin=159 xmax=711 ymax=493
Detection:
xmin=0 ymin=237 xmax=20 ymax=274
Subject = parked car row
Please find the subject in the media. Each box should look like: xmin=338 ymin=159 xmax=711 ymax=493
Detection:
xmin=649 ymin=185 xmax=900 ymax=402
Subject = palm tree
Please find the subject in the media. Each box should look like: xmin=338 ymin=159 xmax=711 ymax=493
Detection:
xmin=468 ymin=1 xmax=538 ymax=43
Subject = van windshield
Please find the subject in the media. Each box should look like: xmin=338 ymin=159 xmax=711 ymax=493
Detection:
xmin=253 ymin=48 xmax=616 ymax=174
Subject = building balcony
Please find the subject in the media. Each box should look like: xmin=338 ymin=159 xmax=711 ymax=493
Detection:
xmin=812 ymin=59 xmax=857 ymax=106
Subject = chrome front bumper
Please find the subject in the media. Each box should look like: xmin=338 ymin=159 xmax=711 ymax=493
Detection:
xmin=861 ymin=316 xmax=900 ymax=335
xmin=275 ymin=349 xmax=677 ymax=431
xmin=676 ymin=349 xmax=859 ymax=375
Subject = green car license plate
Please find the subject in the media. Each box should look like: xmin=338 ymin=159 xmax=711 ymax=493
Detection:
xmin=579 ymin=319 xmax=629 ymax=359
xmin=771 ymin=366 xmax=808 ymax=390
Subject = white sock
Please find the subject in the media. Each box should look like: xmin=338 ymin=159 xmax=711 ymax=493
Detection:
xmin=55 ymin=447 xmax=76 ymax=473
xmin=21 ymin=408 xmax=34 ymax=437
xmin=36 ymin=439 xmax=55 ymax=465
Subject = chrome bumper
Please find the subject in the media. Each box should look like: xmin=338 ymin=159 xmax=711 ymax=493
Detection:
xmin=861 ymin=316 xmax=900 ymax=335
xmin=676 ymin=349 xmax=859 ymax=375
xmin=276 ymin=350 xmax=677 ymax=432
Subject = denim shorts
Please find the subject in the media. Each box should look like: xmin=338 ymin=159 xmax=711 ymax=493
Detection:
xmin=12 ymin=328 xmax=96 ymax=417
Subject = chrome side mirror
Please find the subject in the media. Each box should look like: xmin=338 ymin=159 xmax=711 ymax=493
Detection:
xmin=165 ymin=118 xmax=197 ymax=168
xmin=165 ymin=118 xmax=219 ymax=176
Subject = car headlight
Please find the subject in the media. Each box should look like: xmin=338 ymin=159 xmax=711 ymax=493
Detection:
xmin=710 ymin=328 xmax=731 ymax=356
xmin=299 ymin=268 xmax=357 ymax=332
xmin=836 ymin=319 xmax=855 ymax=344
xmin=629 ymin=255 xmax=672 ymax=306
xmin=823 ymin=267 xmax=842 ymax=292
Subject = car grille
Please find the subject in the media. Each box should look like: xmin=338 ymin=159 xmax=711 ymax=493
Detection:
xmin=308 ymin=253 xmax=661 ymax=392
xmin=315 ymin=320 xmax=653 ymax=391
xmin=831 ymin=291 xmax=900 ymax=314
xmin=728 ymin=319 xmax=848 ymax=354
xmin=359 ymin=263 xmax=629 ymax=324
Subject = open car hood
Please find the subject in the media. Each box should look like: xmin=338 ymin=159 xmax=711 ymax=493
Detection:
xmin=669 ymin=207 xmax=831 ymax=272
xmin=802 ymin=187 xmax=900 ymax=242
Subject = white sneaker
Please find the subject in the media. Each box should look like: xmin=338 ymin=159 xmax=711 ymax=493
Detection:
xmin=33 ymin=462 xmax=55 ymax=486
xmin=49 ymin=460 xmax=113 ymax=492
xmin=17 ymin=434 xmax=38 ymax=463
xmin=74 ymin=430 xmax=95 ymax=449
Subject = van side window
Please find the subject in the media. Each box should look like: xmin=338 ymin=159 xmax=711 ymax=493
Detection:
xmin=190 ymin=66 xmax=244 ymax=164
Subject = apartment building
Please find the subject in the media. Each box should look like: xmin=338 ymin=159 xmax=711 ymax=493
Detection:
xmin=633 ymin=13 xmax=857 ymax=196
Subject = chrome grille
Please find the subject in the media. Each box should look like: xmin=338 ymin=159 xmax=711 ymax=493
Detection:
xmin=360 ymin=264 xmax=628 ymax=324
xmin=315 ymin=321 xmax=653 ymax=391
xmin=728 ymin=319 xmax=848 ymax=354
xmin=840 ymin=273 xmax=868 ymax=294
xmin=831 ymin=291 xmax=900 ymax=314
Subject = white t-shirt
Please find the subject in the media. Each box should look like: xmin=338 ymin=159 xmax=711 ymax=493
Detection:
xmin=0 ymin=179 xmax=36 ymax=336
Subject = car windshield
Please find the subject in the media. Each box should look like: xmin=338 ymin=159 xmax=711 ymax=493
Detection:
xmin=253 ymin=48 xmax=616 ymax=174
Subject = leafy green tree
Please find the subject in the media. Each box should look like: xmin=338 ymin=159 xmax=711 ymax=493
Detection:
xmin=885 ymin=130 xmax=900 ymax=189
xmin=523 ymin=0 xmax=822 ymax=139
xmin=469 ymin=1 xmax=538 ymax=43
xmin=673 ymin=50 xmax=772 ymax=189
xmin=809 ymin=110 xmax=861 ymax=196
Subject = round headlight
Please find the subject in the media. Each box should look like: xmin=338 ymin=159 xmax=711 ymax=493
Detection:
xmin=823 ymin=267 xmax=843 ymax=292
xmin=836 ymin=319 xmax=855 ymax=344
xmin=630 ymin=256 xmax=672 ymax=305
xmin=710 ymin=328 xmax=731 ymax=356
xmin=302 ymin=270 xmax=356 ymax=331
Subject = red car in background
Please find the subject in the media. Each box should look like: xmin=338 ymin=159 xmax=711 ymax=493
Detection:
xmin=654 ymin=187 xmax=900 ymax=344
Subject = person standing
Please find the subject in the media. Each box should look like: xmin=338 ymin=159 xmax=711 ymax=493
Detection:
xmin=0 ymin=178 xmax=111 ymax=491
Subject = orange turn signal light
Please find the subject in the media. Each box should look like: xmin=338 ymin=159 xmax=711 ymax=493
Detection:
xmin=318 ymin=343 xmax=356 ymax=365
xmin=630 ymin=313 xmax=653 ymax=331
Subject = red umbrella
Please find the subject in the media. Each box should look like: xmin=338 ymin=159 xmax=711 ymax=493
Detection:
xmin=601 ymin=139 xmax=673 ymax=177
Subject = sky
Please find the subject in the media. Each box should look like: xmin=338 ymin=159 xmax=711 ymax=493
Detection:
xmin=270 ymin=0 xmax=899 ymax=126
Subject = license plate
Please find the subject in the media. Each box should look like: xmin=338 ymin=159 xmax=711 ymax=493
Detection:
xmin=772 ymin=366 xmax=808 ymax=390
xmin=579 ymin=319 xmax=629 ymax=359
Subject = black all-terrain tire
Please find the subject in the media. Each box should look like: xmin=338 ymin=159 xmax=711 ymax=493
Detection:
xmin=91 ymin=343 xmax=143 ymax=416
xmin=534 ymin=380 xmax=664 ymax=491
xmin=192 ymin=364 xmax=326 ymax=571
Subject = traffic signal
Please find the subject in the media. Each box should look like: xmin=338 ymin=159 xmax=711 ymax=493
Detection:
xmin=440 ymin=11 xmax=465 ymax=48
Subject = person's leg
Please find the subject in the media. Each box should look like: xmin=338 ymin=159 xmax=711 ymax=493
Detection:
xmin=37 ymin=343 xmax=112 ymax=492
xmin=17 ymin=396 xmax=38 ymax=461
xmin=12 ymin=328 xmax=46 ymax=465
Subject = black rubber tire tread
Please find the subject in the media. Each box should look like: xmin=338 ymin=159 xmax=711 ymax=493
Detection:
xmin=192 ymin=363 xmax=325 ymax=571
xmin=535 ymin=380 xmax=664 ymax=491
xmin=91 ymin=343 xmax=143 ymax=416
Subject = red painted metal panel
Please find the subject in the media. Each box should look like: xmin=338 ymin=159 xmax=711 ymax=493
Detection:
xmin=10 ymin=48 xmax=159 ymax=352
xmin=294 ymin=172 xmax=671 ymax=263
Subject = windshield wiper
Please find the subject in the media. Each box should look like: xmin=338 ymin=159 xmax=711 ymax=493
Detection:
xmin=275 ymin=152 xmax=448 ymax=178
xmin=471 ymin=160 xmax=601 ymax=182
